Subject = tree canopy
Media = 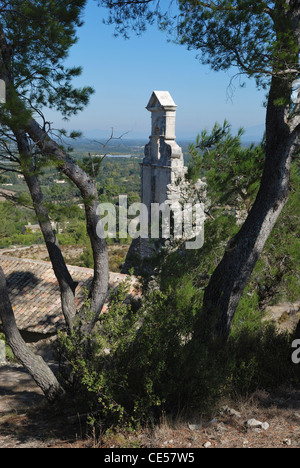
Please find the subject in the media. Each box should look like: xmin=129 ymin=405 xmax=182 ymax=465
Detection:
xmin=99 ymin=0 xmax=300 ymax=337
xmin=0 ymin=1 xmax=109 ymax=400
xmin=0 ymin=0 xmax=92 ymax=118
xmin=100 ymin=1 xmax=300 ymax=89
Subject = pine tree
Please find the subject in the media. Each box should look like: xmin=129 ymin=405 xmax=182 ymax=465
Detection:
xmin=99 ymin=0 xmax=300 ymax=337
xmin=0 ymin=1 xmax=109 ymax=400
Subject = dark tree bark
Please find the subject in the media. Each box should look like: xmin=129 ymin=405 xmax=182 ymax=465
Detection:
xmin=200 ymin=1 xmax=300 ymax=338
xmin=202 ymin=74 xmax=300 ymax=338
xmin=26 ymin=119 xmax=110 ymax=333
xmin=15 ymin=130 xmax=78 ymax=332
xmin=0 ymin=267 xmax=64 ymax=402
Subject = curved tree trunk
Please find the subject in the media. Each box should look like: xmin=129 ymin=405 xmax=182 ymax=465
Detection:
xmin=0 ymin=23 xmax=78 ymax=333
xmin=15 ymin=130 xmax=78 ymax=332
xmin=201 ymin=77 xmax=299 ymax=338
xmin=0 ymin=11 xmax=108 ymax=402
xmin=0 ymin=267 xmax=64 ymax=402
xmin=26 ymin=119 xmax=110 ymax=334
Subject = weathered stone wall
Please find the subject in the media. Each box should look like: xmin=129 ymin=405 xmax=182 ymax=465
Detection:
xmin=141 ymin=91 xmax=188 ymax=216
xmin=123 ymin=91 xmax=205 ymax=273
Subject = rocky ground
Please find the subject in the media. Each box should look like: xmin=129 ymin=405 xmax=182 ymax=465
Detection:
xmin=1 ymin=363 xmax=300 ymax=448
xmin=0 ymin=244 xmax=84 ymax=263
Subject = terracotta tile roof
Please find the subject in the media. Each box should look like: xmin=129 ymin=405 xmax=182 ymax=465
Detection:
xmin=0 ymin=256 xmax=136 ymax=335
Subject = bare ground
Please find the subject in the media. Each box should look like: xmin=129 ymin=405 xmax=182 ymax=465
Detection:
xmin=1 ymin=363 xmax=300 ymax=448
xmin=0 ymin=364 xmax=89 ymax=448
xmin=0 ymin=243 xmax=129 ymax=272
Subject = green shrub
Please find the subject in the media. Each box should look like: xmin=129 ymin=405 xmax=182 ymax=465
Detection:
xmin=55 ymin=145 xmax=299 ymax=430
xmin=0 ymin=232 xmax=43 ymax=248
xmin=225 ymin=324 xmax=299 ymax=394
xmin=56 ymin=271 xmax=300 ymax=431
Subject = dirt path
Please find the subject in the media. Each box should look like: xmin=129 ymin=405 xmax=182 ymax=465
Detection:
xmin=0 ymin=364 xmax=52 ymax=448
xmin=0 ymin=364 xmax=85 ymax=448
xmin=1 ymin=363 xmax=300 ymax=448
xmin=0 ymin=364 xmax=44 ymax=414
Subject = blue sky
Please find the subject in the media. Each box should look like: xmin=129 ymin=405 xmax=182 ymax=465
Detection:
xmin=46 ymin=0 xmax=267 ymax=142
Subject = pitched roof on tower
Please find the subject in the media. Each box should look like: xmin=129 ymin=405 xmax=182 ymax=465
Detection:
xmin=146 ymin=91 xmax=177 ymax=111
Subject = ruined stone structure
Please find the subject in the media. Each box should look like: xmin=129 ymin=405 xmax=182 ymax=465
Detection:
xmin=141 ymin=91 xmax=188 ymax=211
xmin=123 ymin=91 xmax=205 ymax=273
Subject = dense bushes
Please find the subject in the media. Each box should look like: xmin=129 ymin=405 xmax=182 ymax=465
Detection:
xmin=0 ymin=232 xmax=44 ymax=249
xmin=56 ymin=273 xmax=300 ymax=431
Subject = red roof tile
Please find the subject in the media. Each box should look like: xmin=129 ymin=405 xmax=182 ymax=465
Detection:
xmin=0 ymin=256 xmax=137 ymax=335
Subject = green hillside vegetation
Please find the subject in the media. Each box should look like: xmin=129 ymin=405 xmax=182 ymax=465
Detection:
xmin=0 ymin=154 xmax=141 ymax=245
xmin=0 ymin=154 xmax=142 ymax=270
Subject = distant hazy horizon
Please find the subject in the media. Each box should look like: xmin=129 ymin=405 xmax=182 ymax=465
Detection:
xmin=66 ymin=123 xmax=265 ymax=145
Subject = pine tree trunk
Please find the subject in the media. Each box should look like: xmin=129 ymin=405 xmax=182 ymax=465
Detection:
xmin=15 ymin=130 xmax=77 ymax=332
xmin=26 ymin=119 xmax=110 ymax=333
xmin=0 ymin=267 xmax=64 ymax=403
xmin=201 ymin=77 xmax=299 ymax=338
